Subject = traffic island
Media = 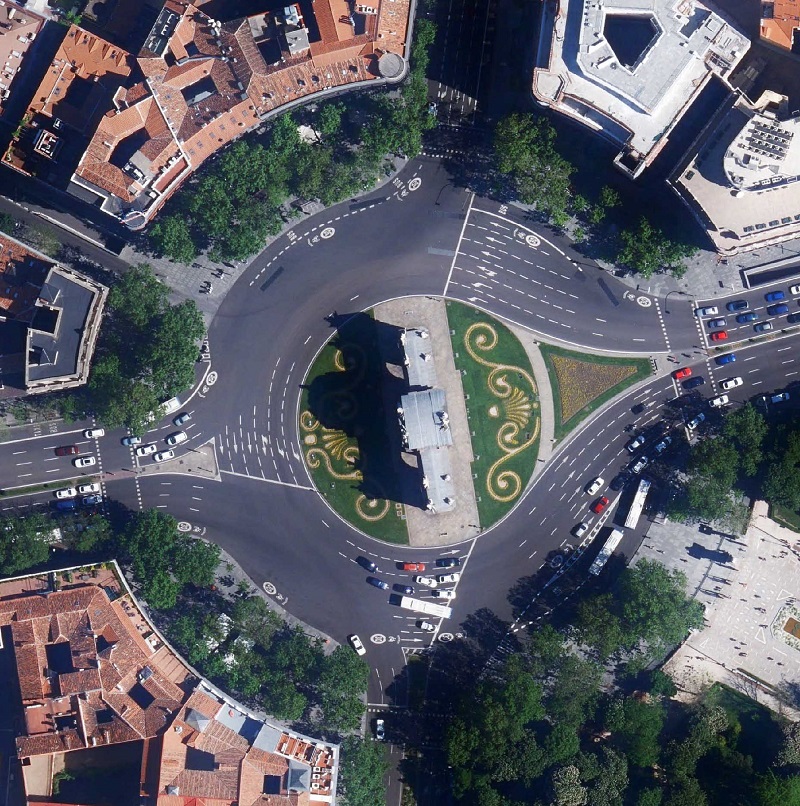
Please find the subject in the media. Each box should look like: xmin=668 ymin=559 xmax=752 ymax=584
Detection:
xmin=538 ymin=343 xmax=652 ymax=441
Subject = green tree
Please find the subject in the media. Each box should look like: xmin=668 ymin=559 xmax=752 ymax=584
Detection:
xmin=636 ymin=788 xmax=664 ymax=806
xmin=143 ymin=569 xmax=180 ymax=610
xmin=722 ymin=404 xmax=767 ymax=477
xmin=318 ymin=102 xmax=344 ymax=139
xmin=338 ymin=737 xmax=389 ymax=806
xmin=753 ymin=772 xmax=800 ymax=806
xmin=0 ymin=212 xmax=15 ymax=232
xmin=0 ymin=511 xmax=54 ymax=575
xmin=617 ymin=218 xmax=696 ymax=278
xmin=171 ymin=537 xmax=220 ymax=587
xmin=316 ymin=646 xmax=368 ymax=732
xmin=547 ymin=655 xmax=602 ymax=728
xmin=232 ymin=595 xmax=283 ymax=648
xmin=649 ymin=669 xmax=678 ymax=698
xmin=550 ymin=765 xmax=588 ymax=806
xmin=149 ymin=214 xmax=197 ymax=264
xmin=605 ymin=696 xmax=664 ymax=767
xmin=574 ymin=592 xmax=625 ymax=658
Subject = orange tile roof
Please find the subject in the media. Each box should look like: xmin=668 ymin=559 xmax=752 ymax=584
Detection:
xmin=760 ymin=0 xmax=799 ymax=50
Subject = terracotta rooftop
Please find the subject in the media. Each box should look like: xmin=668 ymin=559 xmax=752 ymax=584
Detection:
xmin=0 ymin=233 xmax=52 ymax=322
xmin=0 ymin=568 xmax=190 ymax=760
xmin=760 ymin=0 xmax=800 ymax=50
xmin=0 ymin=0 xmax=46 ymax=117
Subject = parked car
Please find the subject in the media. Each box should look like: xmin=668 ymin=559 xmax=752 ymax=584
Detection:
xmin=767 ymin=303 xmax=790 ymax=316
xmin=81 ymin=495 xmax=102 ymax=506
xmin=55 ymin=445 xmax=79 ymax=456
xmin=736 ymin=312 xmax=758 ymax=324
xmin=654 ymin=436 xmax=673 ymax=454
xmin=153 ymin=450 xmax=175 ymax=463
xmin=348 ymin=634 xmax=366 ymax=656
xmin=417 ymin=620 xmax=436 ymax=632
xmin=136 ymin=443 xmax=158 ymax=457
xmin=631 ymin=456 xmax=649 ymax=474
xmin=437 ymin=573 xmax=460 ymax=584
xmin=771 ymin=392 xmax=790 ymax=404
xmin=726 ymin=300 xmax=748 ymax=311
xmin=766 ymin=290 xmax=786 ymax=302
xmin=432 ymin=589 xmax=456 ymax=600
xmin=673 ymin=366 xmax=692 ymax=379
xmin=375 ymin=719 xmax=385 ymax=741
xmin=77 ymin=482 xmax=101 ymax=495
xmin=367 ymin=577 xmax=389 ymax=591
xmin=754 ymin=322 xmax=772 ymax=333
xmin=709 ymin=394 xmax=730 ymax=408
xmin=173 ymin=412 xmax=192 ymax=426
xmin=585 ymin=477 xmax=604 ymax=495
xmin=716 ymin=353 xmax=737 ymax=365
xmin=790 ymin=283 xmax=800 ymax=295
xmin=415 ymin=575 xmax=437 ymax=588
xmin=696 ymin=306 xmax=719 ymax=316
xmin=357 ymin=556 xmax=377 ymax=573
xmin=710 ymin=330 xmax=728 ymax=341
xmin=708 ymin=318 xmax=726 ymax=328
xmin=55 ymin=487 xmax=77 ymax=499
xmin=687 ymin=413 xmax=706 ymax=430
xmin=73 ymin=456 xmax=96 ymax=468
xmin=122 ymin=435 xmax=142 ymax=446
xmin=84 ymin=428 xmax=105 ymax=439
xmin=402 ymin=562 xmax=425 ymax=571
xmin=434 ymin=557 xmax=460 ymax=568
xmin=591 ymin=495 xmax=610 ymax=514
xmin=721 ymin=377 xmax=743 ymax=390
xmin=626 ymin=435 xmax=646 ymax=453
xmin=166 ymin=431 xmax=188 ymax=446
xmin=573 ymin=522 xmax=589 ymax=538
xmin=55 ymin=500 xmax=78 ymax=512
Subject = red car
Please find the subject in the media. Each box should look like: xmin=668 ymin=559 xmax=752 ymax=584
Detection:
xmin=710 ymin=331 xmax=728 ymax=342
xmin=54 ymin=445 xmax=79 ymax=456
xmin=402 ymin=562 xmax=426 ymax=572
xmin=673 ymin=367 xmax=692 ymax=380
xmin=591 ymin=496 xmax=610 ymax=514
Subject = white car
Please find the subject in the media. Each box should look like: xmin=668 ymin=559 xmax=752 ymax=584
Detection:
xmin=696 ymin=306 xmax=719 ymax=317
xmin=631 ymin=456 xmax=649 ymax=474
xmin=154 ymin=450 xmax=175 ymax=463
xmin=709 ymin=394 xmax=729 ymax=408
xmin=375 ymin=718 xmax=385 ymax=741
xmin=626 ymin=435 xmax=646 ymax=454
xmin=573 ymin=522 xmax=589 ymax=539
xmin=414 ymin=575 xmax=437 ymax=588
xmin=84 ymin=428 xmax=105 ymax=439
xmin=55 ymin=487 xmax=77 ymax=499
xmin=437 ymin=573 xmax=460 ymax=584
xmin=122 ymin=435 xmax=142 ymax=446
xmin=654 ymin=436 xmax=672 ymax=454
xmin=77 ymin=482 xmax=101 ymax=495
xmin=166 ymin=431 xmax=188 ymax=446
xmin=721 ymin=377 xmax=743 ymax=391
xmin=161 ymin=397 xmax=180 ymax=414
xmin=136 ymin=443 xmax=158 ymax=457
xmin=687 ymin=413 xmax=706 ymax=430
xmin=790 ymin=284 xmax=800 ymax=295
xmin=585 ymin=477 xmax=604 ymax=496
xmin=73 ymin=456 xmax=96 ymax=468
xmin=432 ymin=589 xmax=456 ymax=600
xmin=417 ymin=620 xmax=436 ymax=632
xmin=348 ymin=634 xmax=366 ymax=656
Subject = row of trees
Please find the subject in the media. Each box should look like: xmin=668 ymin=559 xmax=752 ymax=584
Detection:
xmin=492 ymin=113 xmax=697 ymax=278
xmin=668 ymin=402 xmax=800 ymax=526
xmin=149 ymin=20 xmax=437 ymax=265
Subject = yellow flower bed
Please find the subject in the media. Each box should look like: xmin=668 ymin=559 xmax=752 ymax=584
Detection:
xmin=551 ymin=355 xmax=637 ymax=424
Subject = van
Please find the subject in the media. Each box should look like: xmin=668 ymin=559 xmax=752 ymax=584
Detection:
xmin=166 ymin=431 xmax=188 ymax=446
xmin=161 ymin=397 xmax=180 ymax=414
xmin=55 ymin=500 xmax=77 ymax=511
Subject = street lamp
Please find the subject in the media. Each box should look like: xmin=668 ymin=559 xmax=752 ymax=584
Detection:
xmin=663 ymin=289 xmax=687 ymax=314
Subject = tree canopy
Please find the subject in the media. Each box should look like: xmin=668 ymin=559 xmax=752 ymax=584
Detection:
xmin=616 ymin=218 xmax=696 ymax=279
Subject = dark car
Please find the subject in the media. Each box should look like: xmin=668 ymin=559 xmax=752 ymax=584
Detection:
xmin=393 ymin=583 xmax=415 ymax=595
xmin=726 ymin=299 xmax=748 ymax=312
xmin=435 ymin=557 xmax=460 ymax=568
xmin=631 ymin=403 xmax=645 ymax=414
xmin=55 ymin=500 xmax=77 ymax=511
xmin=610 ymin=474 xmax=629 ymax=492
xmin=55 ymin=445 xmax=79 ymax=456
xmin=767 ymin=303 xmax=790 ymax=316
xmin=736 ymin=311 xmax=758 ymax=323
xmin=81 ymin=495 xmax=102 ymax=506
xmin=765 ymin=290 xmax=786 ymax=302
xmin=684 ymin=376 xmax=705 ymax=389
xmin=367 ymin=576 xmax=389 ymax=591
xmin=716 ymin=353 xmax=737 ymax=365
xmin=357 ymin=556 xmax=377 ymax=573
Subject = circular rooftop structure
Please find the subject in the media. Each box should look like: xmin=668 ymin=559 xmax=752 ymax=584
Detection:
xmin=378 ymin=52 xmax=405 ymax=80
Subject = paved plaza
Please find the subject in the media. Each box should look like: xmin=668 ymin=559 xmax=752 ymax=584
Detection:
xmin=638 ymin=501 xmax=800 ymax=717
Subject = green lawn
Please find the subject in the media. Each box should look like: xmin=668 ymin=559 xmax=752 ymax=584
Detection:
xmin=539 ymin=343 xmax=652 ymax=441
xmin=446 ymin=302 xmax=540 ymax=529
xmin=298 ymin=313 xmax=409 ymax=544
xmin=770 ymin=503 xmax=800 ymax=533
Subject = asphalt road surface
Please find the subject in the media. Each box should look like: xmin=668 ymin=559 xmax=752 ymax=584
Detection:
xmin=0 ymin=154 xmax=799 ymax=806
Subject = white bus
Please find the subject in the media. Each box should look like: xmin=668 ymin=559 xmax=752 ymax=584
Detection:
xmin=624 ymin=478 xmax=651 ymax=530
xmin=589 ymin=528 xmax=624 ymax=576
xmin=399 ymin=596 xmax=452 ymax=619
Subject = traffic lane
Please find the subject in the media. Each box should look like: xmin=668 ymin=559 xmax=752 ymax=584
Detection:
xmin=0 ymin=432 xmax=97 ymax=487
xmin=456 ymin=375 xmax=676 ymax=624
xmin=706 ymin=338 xmax=800 ymax=397
xmin=447 ymin=206 xmax=667 ymax=352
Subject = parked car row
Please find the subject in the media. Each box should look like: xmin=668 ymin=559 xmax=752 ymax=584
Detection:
xmin=696 ymin=286 xmax=800 ymax=339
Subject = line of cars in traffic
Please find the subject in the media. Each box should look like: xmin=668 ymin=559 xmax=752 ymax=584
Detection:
xmin=696 ymin=284 xmax=800 ymax=340
xmin=126 ymin=411 xmax=192 ymax=463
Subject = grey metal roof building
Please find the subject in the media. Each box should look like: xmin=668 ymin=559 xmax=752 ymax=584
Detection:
xmin=400 ymin=389 xmax=453 ymax=450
